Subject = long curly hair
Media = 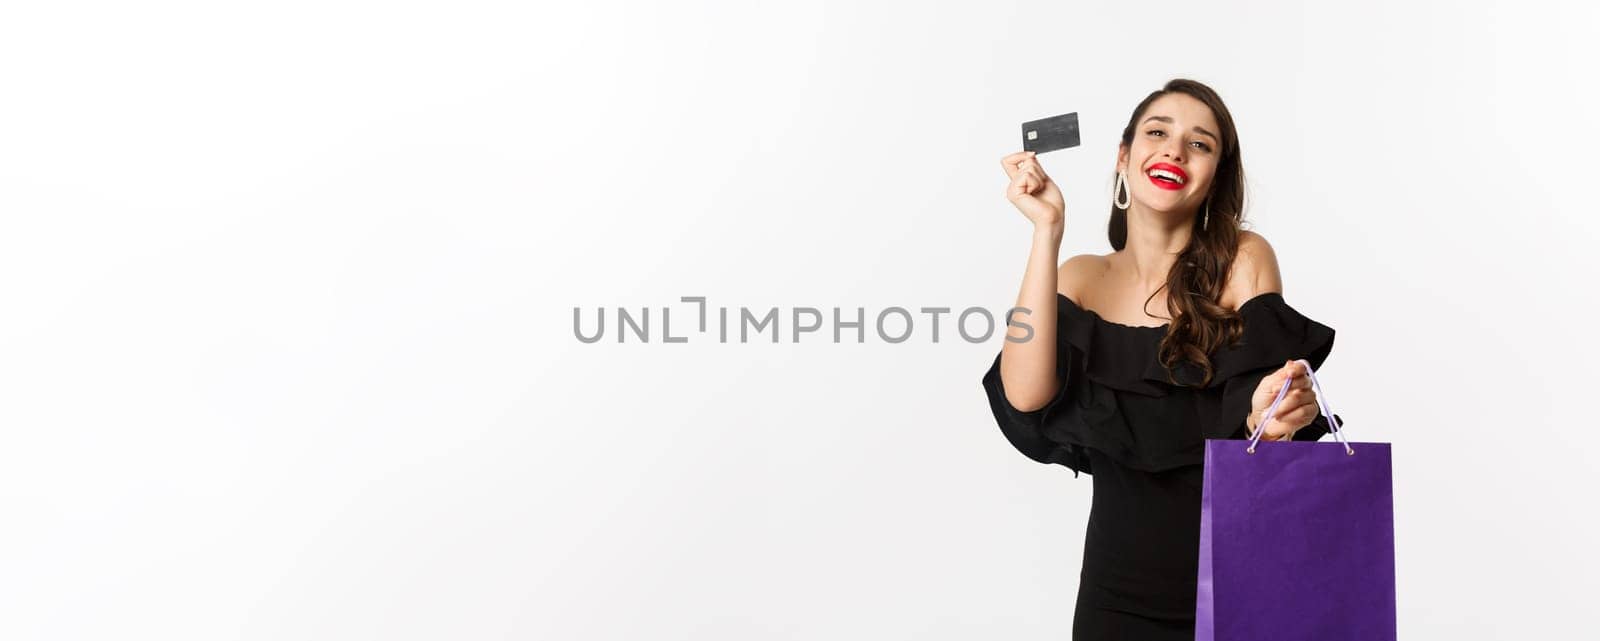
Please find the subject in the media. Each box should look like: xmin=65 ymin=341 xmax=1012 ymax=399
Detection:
xmin=1108 ymin=78 xmax=1247 ymax=387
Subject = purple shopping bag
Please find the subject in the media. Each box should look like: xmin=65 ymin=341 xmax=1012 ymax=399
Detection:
xmin=1196 ymin=359 xmax=1396 ymax=641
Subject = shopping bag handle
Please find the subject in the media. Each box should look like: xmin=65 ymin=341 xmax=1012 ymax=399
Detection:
xmin=1247 ymin=358 xmax=1353 ymax=455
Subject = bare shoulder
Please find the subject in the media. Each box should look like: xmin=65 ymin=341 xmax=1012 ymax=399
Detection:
xmin=1057 ymin=253 xmax=1109 ymax=304
xmin=1228 ymin=231 xmax=1284 ymax=309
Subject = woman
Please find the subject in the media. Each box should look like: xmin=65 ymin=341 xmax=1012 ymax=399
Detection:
xmin=980 ymin=78 xmax=1344 ymax=640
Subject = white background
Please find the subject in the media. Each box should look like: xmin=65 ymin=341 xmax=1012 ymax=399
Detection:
xmin=3 ymin=1 xmax=1596 ymax=639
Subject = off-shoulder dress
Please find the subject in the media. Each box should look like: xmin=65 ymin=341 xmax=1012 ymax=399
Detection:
xmin=980 ymin=291 xmax=1343 ymax=640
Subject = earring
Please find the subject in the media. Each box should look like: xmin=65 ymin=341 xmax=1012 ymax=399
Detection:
xmin=1114 ymin=171 xmax=1130 ymax=210
xmin=1203 ymin=202 xmax=1210 ymax=230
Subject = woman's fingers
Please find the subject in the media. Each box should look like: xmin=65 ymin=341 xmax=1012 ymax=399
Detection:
xmin=1000 ymin=152 xmax=1060 ymax=200
xmin=1020 ymin=157 xmax=1049 ymax=181
xmin=1008 ymin=172 xmax=1039 ymax=199
xmin=1287 ymin=393 xmax=1318 ymax=418
xmin=1001 ymin=151 xmax=1036 ymax=180
xmin=1262 ymin=387 xmax=1308 ymax=422
xmin=1020 ymin=167 xmax=1043 ymax=190
xmin=1299 ymin=400 xmax=1322 ymax=424
xmin=1251 ymin=360 xmax=1325 ymax=440
xmin=1280 ymin=359 xmax=1305 ymax=385
xmin=1002 ymin=150 xmax=1034 ymax=165
xmin=1004 ymin=152 xmax=1052 ymax=189
xmin=1273 ymin=363 xmax=1311 ymax=394
xmin=1281 ymin=401 xmax=1319 ymax=432
xmin=1267 ymin=393 xmax=1320 ymax=433
xmin=1000 ymin=150 xmax=1065 ymax=226
xmin=1011 ymin=161 xmax=1044 ymax=193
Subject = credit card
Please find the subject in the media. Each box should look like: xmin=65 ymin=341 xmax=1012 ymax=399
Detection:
xmin=1022 ymin=112 xmax=1080 ymax=154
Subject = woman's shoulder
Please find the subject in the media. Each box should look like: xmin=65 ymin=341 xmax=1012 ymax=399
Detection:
xmin=1053 ymin=232 xmax=1282 ymax=311
xmin=1222 ymin=230 xmax=1283 ymax=310
xmin=1051 ymin=231 xmax=1294 ymax=312
xmin=1056 ymin=253 xmax=1111 ymax=304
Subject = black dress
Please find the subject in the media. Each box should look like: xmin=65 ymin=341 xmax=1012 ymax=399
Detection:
xmin=980 ymin=291 xmax=1343 ymax=641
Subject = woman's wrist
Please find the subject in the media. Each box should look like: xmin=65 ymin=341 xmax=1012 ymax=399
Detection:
xmin=1032 ymin=220 xmax=1063 ymax=243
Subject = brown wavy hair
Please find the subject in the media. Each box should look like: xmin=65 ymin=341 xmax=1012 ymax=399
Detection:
xmin=1108 ymin=78 xmax=1247 ymax=387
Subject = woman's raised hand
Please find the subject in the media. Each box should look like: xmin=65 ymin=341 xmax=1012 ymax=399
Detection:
xmin=1001 ymin=150 xmax=1065 ymax=228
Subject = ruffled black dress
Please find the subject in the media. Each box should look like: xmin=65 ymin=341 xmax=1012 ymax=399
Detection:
xmin=980 ymin=291 xmax=1343 ymax=641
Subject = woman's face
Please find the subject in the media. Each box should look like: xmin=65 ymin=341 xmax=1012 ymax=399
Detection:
xmin=1119 ymin=92 xmax=1222 ymax=215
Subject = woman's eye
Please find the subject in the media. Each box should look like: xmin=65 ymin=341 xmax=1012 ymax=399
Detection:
xmin=1146 ymin=129 xmax=1165 ymax=137
xmin=1190 ymin=141 xmax=1212 ymax=152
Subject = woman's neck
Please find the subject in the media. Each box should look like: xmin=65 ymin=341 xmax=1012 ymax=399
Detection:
xmin=1118 ymin=204 xmax=1193 ymax=289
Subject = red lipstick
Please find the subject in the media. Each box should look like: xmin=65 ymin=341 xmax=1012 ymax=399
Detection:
xmin=1146 ymin=163 xmax=1187 ymax=191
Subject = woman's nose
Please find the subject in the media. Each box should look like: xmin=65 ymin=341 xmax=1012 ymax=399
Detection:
xmin=1162 ymin=141 xmax=1185 ymax=162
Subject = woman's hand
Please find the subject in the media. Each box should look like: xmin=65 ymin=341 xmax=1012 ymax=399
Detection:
xmin=1246 ymin=359 xmax=1321 ymax=441
xmin=1001 ymin=151 xmax=1065 ymax=229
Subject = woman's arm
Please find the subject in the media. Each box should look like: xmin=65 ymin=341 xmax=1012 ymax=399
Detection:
xmin=1235 ymin=232 xmax=1316 ymax=440
xmin=994 ymin=151 xmax=1068 ymax=412
xmin=999 ymin=223 xmax=1065 ymax=411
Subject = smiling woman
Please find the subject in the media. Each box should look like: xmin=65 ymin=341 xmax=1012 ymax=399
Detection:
xmin=1108 ymin=81 xmax=1248 ymax=377
xmin=984 ymin=78 xmax=1343 ymax=641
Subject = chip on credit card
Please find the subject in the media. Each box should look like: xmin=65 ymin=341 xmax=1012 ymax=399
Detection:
xmin=1022 ymin=112 xmax=1080 ymax=154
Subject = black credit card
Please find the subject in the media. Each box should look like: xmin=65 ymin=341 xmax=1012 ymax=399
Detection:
xmin=1022 ymin=112 xmax=1080 ymax=154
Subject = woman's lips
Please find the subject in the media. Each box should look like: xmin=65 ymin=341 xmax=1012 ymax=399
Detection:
xmin=1146 ymin=173 xmax=1184 ymax=191
xmin=1146 ymin=162 xmax=1187 ymax=191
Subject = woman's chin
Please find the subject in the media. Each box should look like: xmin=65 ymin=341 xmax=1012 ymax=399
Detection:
xmin=1134 ymin=198 xmax=1192 ymax=216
